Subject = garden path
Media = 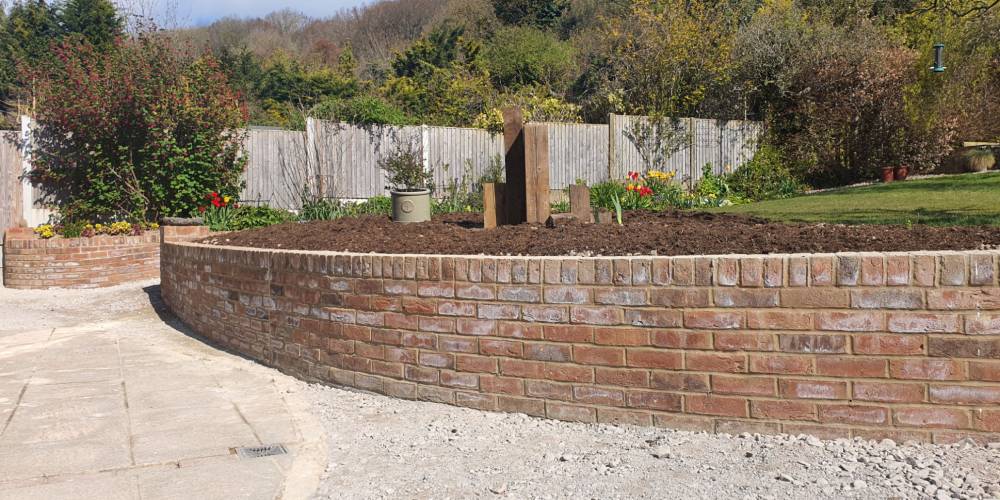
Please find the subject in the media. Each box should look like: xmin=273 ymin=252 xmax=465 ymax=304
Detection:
xmin=0 ymin=282 xmax=326 ymax=500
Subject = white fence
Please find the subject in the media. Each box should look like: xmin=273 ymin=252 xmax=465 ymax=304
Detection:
xmin=242 ymin=115 xmax=763 ymax=207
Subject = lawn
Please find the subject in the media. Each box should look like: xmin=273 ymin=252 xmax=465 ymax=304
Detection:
xmin=711 ymin=172 xmax=1000 ymax=226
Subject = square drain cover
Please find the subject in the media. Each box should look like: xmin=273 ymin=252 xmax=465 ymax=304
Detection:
xmin=234 ymin=444 xmax=288 ymax=459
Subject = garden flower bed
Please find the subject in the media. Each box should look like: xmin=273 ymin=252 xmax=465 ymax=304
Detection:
xmin=199 ymin=211 xmax=1000 ymax=256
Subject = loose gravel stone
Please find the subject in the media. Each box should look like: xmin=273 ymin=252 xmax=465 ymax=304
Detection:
xmin=303 ymin=383 xmax=1000 ymax=499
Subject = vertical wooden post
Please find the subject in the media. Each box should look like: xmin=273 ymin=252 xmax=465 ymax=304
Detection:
xmin=569 ymin=184 xmax=592 ymax=223
xmin=483 ymin=182 xmax=506 ymax=229
xmin=524 ymin=123 xmax=550 ymax=224
xmin=503 ymin=108 xmax=526 ymax=225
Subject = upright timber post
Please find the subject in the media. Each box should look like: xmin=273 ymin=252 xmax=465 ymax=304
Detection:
xmin=501 ymin=108 xmax=551 ymax=225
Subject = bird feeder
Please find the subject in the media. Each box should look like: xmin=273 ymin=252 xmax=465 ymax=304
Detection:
xmin=931 ymin=43 xmax=946 ymax=73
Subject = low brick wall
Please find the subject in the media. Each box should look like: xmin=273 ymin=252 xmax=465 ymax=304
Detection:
xmin=161 ymin=243 xmax=1000 ymax=444
xmin=3 ymin=225 xmax=208 ymax=289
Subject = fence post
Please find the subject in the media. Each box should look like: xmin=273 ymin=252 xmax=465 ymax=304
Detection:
xmin=607 ymin=114 xmax=617 ymax=181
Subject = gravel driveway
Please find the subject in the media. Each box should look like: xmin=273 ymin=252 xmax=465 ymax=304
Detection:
xmin=305 ymin=383 xmax=1000 ymax=500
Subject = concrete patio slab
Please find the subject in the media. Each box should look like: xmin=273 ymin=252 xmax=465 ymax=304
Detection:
xmin=0 ymin=282 xmax=326 ymax=499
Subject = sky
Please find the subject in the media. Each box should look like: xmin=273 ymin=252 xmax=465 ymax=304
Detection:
xmin=168 ymin=0 xmax=373 ymax=26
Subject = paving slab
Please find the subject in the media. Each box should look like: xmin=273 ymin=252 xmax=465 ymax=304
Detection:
xmin=0 ymin=282 xmax=326 ymax=499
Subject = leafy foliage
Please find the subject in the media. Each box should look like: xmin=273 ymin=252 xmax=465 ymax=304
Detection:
xmin=26 ymin=35 xmax=248 ymax=223
xmin=726 ymin=145 xmax=807 ymax=202
xmin=379 ymin=141 xmax=433 ymax=191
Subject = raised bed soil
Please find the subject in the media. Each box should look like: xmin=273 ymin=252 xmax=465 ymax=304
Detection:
xmin=200 ymin=211 xmax=1000 ymax=256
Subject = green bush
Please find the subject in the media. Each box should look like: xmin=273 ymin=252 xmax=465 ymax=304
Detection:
xmin=725 ymin=145 xmax=806 ymax=202
xmin=227 ymin=205 xmax=295 ymax=230
xmin=26 ymin=34 xmax=247 ymax=223
xmin=311 ymin=95 xmax=411 ymax=126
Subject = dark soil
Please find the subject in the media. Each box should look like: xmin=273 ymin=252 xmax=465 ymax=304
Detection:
xmin=199 ymin=211 xmax=1000 ymax=256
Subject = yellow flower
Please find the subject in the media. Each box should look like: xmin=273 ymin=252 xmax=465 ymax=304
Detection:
xmin=223 ymin=196 xmax=231 ymax=204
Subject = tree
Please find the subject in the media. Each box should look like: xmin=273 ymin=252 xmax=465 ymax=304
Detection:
xmin=59 ymin=0 xmax=124 ymax=49
xmin=25 ymin=35 xmax=249 ymax=222
xmin=492 ymin=0 xmax=569 ymax=28
xmin=483 ymin=26 xmax=576 ymax=90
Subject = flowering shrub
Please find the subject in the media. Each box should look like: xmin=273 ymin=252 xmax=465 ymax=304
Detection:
xmin=591 ymin=167 xmax=745 ymax=213
xmin=33 ymin=221 xmax=158 ymax=239
xmin=198 ymin=192 xmax=236 ymax=231
xmin=25 ymin=34 xmax=247 ymax=223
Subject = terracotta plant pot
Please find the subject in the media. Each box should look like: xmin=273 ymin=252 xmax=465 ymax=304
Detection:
xmin=893 ymin=165 xmax=909 ymax=181
xmin=881 ymin=167 xmax=895 ymax=183
xmin=390 ymin=189 xmax=432 ymax=224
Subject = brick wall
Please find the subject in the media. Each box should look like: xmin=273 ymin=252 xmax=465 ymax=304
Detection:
xmin=2 ymin=226 xmax=208 ymax=289
xmin=160 ymin=243 xmax=1000 ymax=444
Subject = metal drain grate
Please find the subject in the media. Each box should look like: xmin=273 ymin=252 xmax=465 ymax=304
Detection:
xmin=234 ymin=444 xmax=288 ymax=459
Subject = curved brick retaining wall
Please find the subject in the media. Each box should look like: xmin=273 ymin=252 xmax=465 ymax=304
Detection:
xmin=161 ymin=242 xmax=1000 ymax=444
xmin=3 ymin=226 xmax=208 ymax=289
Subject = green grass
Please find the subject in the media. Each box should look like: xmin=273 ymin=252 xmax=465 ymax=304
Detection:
xmin=710 ymin=172 xmax=1000 ymax=226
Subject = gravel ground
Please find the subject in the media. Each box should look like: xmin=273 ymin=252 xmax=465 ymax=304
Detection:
xmin=0 ymin=280 xmax=159 ymax=332
xmin=304 ymin=383 xmax=1000 ymax=500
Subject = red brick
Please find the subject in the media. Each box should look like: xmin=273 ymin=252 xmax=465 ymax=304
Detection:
xmin=861 ymin=256 xmax=885 ymax=285
xmin=497 ymin=285 xmax=541 ymax=303
xmin=816 ymin=357 xmax=887 ymax=378
xmin=404 ymin=365 xmax=439 ymax=384
xmin=853 ymin=382 xmax=925 ymax=403
xmin=686 ymin=394 xmax=748 ymax=417
xmin=438 ymin=335 xmax=478 ymax=353
xmin=650 ymin=372 xmax=710 ymax=392
xmin=890 ymin=359 xmax=965 ymax=381
xmin=747 ymin=311 xmax=812 ymax=331
xmin=401 ymin=332 xmax=436 ymax=349
xmin=477 ymin=304 xmax=520 ymax=320
xmin=498 ymin=322 xmax=544 ymax=340
xmin=624 ymin=309 xmax=682 ymax=328
xmin=966 ymin=313 xmax=1000 ymax=335
xmin=525 ymin=380 xmax=573 ymax=401
xmin=456 ymin=354 xmax=497 ymax=373
xmin=480 ymin=375 xmax=523 ymax=395
xmin=455 ymin=318 xmax=494 ymax=336
xmin=851 ymin=289 xmax=923 ymax=309
xmin=778 ymin=334 xmax=847 ymax=354
xmin=440 ymin=370 xmax=479 ymax=389
xmin=455 ymin=392 xmax=496 ymax=411
xmin=787 ymin=257 xmax=808 ymax=287
xmin=594 ymin=288 xmax=648 ymax=306
xmin=683 ymin=311 xmax=744 ymax=330
xmin=595 ymin=367 xmax=649 ymax=387
xmin=818 ymin=404 xmax=888 ymax=425
xmin=779 ymin=379 xmax=848 ymax=400
xmin=480 ymin=339 xmax=523 ymax=357
xmin=594 ymin=327 xmax=649 ymax=346
xmin=929 ymin=385 xmax=1000 ymax=405
xmin=780 ymin=289 xmax=850 ymax=308
xmin=418 ymin=282 xmax=454 ymax=298
xmin=913 ymin=255 xmax=937 ymax=286
xmin=522 ymin=305 xmax=570 ymax=323
xmin=750 ymin=400 xmax=816 ymax=421
xmin=542 ymin=324 xmax=591 ymax=342
xmin=499 ymin=359 xmax=544 ymax=378
xmin=544 ymin=286 xmax=591 ymax=304
xmin=385 ymin=347 xmax=417 ymax=364
xmin=714 ymin=332 xmax=775 ymax=352
xmin=940 ymin=254 xmax=968 ymax=286
xmin=523 ymin=343 xmax=572 ymax=362
xmin=716 ymin=257 xmax=739 ymax=286
xmin=626 ymin=390 xmax=683 ymax=411
xmin=546 ymin=403 xmax=596 ymax=423
xmin=886 ymin=255 xmax=910 ymax=286
xmin=853 ymin=334 xmax=925 ymax=356
xmin=749 ymin=355 xmax=814 ymax=375
xmin=573 ymin=386 xmax=625 ymax=406
xmin=970 ymin=253 xmax=996 ymax=285
xmin=740 ymin=257 xmax=764 ymax=287
xmin=928 ymin=289 xmax=1000 ymax=310
xmin=837 ymin=255 xmax=861 ymax=286
xmin=686 ymin=352 xmax=747 ymax=373
xmin=497 ymin=396 xmax=545 ymax=417
xmin=574 ymin=345 xmax=626 ymax=366
xmin=650 ymin=331 xmax=712 ymax=349
xmin=651 ymin=259 xmax=671 ymax=285
xmin=419 ymin=316 xmax=454 ymax=333
xmin=385 ymin=312 xmax=419 ymax=330
xmin=969 ymin=361 xmax=1000 ymax=382
xmin=976 ymin=410 xmax=1000 ymax=432
xmin=370 ymin=361 xmax=404 ymax=378
xmin=355 ymin=342 xmax=383 ymax=359
xmin=543 ymin=363 xmax=594 ymax=383
xmin=811 ymin=256 xmax=836 ymax=286
xmin=456 ymin=284 xmax=495 ymax=300
xmin=894 ymin=408 xmax=971 ymax=429
xmin=597 ymin=408 xmax=653 ymax=426
xmin=815 ymin=311 xmax=882 ymax=332
xmin=888 ymin=313 xmax=962 ymax=333
xmin=928 ymin=337 xmax=1000 ymax=358
xmin=569 ymin=306 xmax=624 ymax=325
xmin=712 ymin=375 xmax=776 ymax=396
xmin=649 ymin=289 xmax=710 ymax=307
xmin=714 ymin=289 xmax=779 ymax=308
xmin=626 ymin=349 xmax=683 ymax=369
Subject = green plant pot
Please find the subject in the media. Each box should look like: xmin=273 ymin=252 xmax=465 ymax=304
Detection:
xmin=391 ymin=189 xmax=432 ymax=224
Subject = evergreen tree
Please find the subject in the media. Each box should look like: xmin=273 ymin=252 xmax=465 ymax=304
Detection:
xmin=59 ymin=0 xmax=124 ymax=49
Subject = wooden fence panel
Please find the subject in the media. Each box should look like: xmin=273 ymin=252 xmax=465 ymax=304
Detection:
xmin=241 ymin=127 xmax=309 ymax=209
xmin=545 ymin=122 xmax=609 ymax=189
xmin=425 ymin=125 xmax=504 ymax=193
xmin=0 ymin=131 xmax=22 ymax=231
